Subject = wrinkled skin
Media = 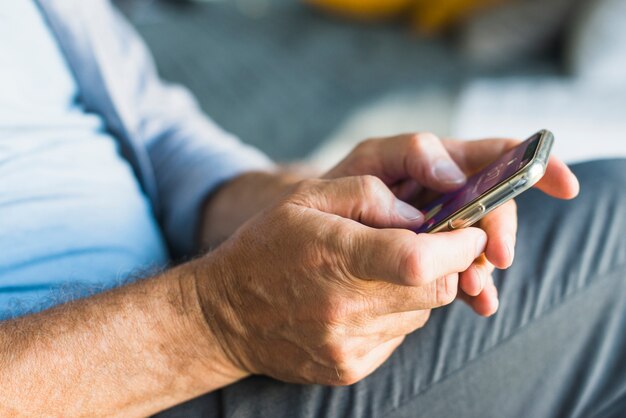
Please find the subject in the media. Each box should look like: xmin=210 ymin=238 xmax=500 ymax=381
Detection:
xmin=196 ymin=133 xmax=579 ymax=386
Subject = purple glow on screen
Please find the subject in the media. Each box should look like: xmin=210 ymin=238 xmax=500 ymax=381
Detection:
xmin=414 ymin=135 xmax=540 ymax=233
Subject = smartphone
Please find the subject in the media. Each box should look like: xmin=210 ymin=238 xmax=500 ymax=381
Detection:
xmin=415 ymin=130 xmax=554 ymax=234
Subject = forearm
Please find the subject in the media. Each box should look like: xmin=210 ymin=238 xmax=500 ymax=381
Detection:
xmin=0 ymin=259 xmax=243 ymax=417
xmin=200 ymin=170 xmax=307 ymax=250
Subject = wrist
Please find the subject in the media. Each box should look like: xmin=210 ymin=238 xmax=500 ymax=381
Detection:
xmin=164 ymin=256 xmax=250 ymax=391
xmin=199 ymin=170 xmax=304 ymax=250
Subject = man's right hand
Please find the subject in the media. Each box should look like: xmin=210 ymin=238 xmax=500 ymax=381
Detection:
xmin=195 ymin=175 xmax=487 ymax=386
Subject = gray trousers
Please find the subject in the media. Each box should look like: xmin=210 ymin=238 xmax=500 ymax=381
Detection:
xmin=157 ymin=159 xmax=626 ymax=418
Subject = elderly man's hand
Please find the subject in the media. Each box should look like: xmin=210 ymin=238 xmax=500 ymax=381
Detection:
xmin=196 ymin=175 xmax=487 ymax=386
xmin=324 ymin=133 xmax=580 ymax=316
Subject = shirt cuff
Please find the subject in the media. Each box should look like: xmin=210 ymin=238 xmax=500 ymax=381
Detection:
xmin=160 ymin=143 xmax=274 ymax=258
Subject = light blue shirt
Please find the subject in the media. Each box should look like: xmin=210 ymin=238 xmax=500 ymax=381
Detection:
xmin=0 ymin=1 xmax=169 ymax=319
xmin=0 ymin=0 xmax=274 ymax=320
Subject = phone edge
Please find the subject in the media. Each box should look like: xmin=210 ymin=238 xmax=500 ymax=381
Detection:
xmin=427 ymin=130 xmax=553 ymax=233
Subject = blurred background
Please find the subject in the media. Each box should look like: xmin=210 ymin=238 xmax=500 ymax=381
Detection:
xmin=114 ymin=0 xmax=626 ymax=170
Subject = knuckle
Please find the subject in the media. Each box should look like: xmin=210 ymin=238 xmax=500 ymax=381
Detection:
xmin=338 ymin=140 xmax=379 ymax=176
xmin=354 ymin=138 xmax=379 ymax=154
xmin=435 ymin=276 xmax=457 ymax=306
xmin=418 ymin=131 xmax=439 ymax=142
xmin=407 ymin=132 xmax=438 ymax=153
xmin=318 ymin=299 xmax=351 ymax=325
xmin=398 ymin=251 xmax=418 ymax=283
xmin=335 ymin=228 xmax=370 ymax=279
xmin=402 ymin=253 xmax=429 ymax=286
xmin=400 ymin=235 xmax=433 ymax=285
xmin=333 ymin=363 xmax=362 ymax=386
xmin=289 ymin=178 xmax=321 ymax=198
xmin=358 ymin=175 xmax=386 ymax=200
xmin=316 ymin=328 xmax=367 ymax=385
xmin=270 ymin=200 xmax=303 ymax=228
xmin=324 ymin=342 xmax=351 ymax=366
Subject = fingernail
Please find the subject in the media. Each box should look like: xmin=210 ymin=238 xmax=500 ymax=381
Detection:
xmin=505 ymin=237 xmax=515 ymax=265
xmin=433 ymin=159 xmax=466 ymax=185
xmin=475 ymin=233 xmax=487 ymax=257
xmin=394 ymin=199 xmax=423 ymax=221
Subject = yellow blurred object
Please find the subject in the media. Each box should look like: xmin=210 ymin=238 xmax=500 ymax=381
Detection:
xmin=305 ymin=0 xmax=413 ymax=20
xmin=412 ymin=0 xmax=504 ymax=33
xmin=307 ymin=0 xmax=505 ymax=32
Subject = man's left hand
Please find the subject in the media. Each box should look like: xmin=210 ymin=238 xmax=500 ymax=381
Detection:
xmin=323 ymin=133 xmax=580 ymax=317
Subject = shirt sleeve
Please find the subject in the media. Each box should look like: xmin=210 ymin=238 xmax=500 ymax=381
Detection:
xmin=100 ymin=3 xmax=275 ymax=257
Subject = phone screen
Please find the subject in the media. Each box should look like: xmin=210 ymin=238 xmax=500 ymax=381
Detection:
xmin=414 ymin=134 xmax=541 ymax=233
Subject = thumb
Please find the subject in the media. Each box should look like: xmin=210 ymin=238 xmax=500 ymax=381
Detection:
xmin=386 ymin=133 xmax=468 ymax=192
xmin=290 ymin=176 xmax=425 ymax=229
xmin=329 ymin=133 xmax=468 ymax=193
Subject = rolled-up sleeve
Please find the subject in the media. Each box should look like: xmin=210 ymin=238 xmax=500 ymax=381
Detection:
xmin=138 ymin=83 xmax=274 ymax=257
xmin=100 ymin=3 xmax=274 ymax=257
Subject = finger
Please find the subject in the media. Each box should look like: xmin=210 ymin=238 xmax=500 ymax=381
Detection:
xmin=326 ymin=309 xmax=429 ymax=382
xmin=365 ymin=273 xmax=459 ymax=314
xmin=479 ymin=199 xmax=518 ymax=269
xmin=391 ymin=179 xmax=423 ymax=202
xmin=330 ymin=133 xmax=468 ymax=192
xmin=443 ymin=138 xmax=519 ymax=174
xmin=390 ymin=133 xmax=468 ymax=191
xmin=352 ymin=227 xmax=487 ymax=287
xmin=360 ymin=334 xmax=406 ymax=373
xmin=472 ymin=254 xmax=496 ymax=274
xmin=458 ymin=274 xmax=500 ymax=317
xmin=346 ymin=335 xmax=406 ymax=385
xmin=323 ymin=335 xmax=406 ymax=386
xmin=347 ymin=310 xmax=431 ymax=341
xmin=459 ymin=255 xmax=496 ymax=297
xmin=376 ymin=310 xmax=431 ymax=337
xmin=444 ymin=138 xmax=580 ymax=199
xmin=459 ymin=254 xmax=490 ymax=297
xmin=540 ymin=156 xmax=580 ymax=199
xmin=291 ymin=176 xmax=425 ymax=228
